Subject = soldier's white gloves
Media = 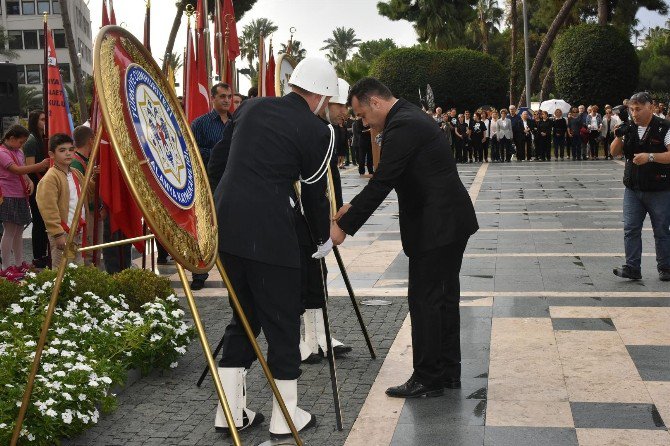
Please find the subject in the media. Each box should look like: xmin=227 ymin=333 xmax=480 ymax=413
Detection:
xmin=312 ymin=239 xmax=333 ymax=259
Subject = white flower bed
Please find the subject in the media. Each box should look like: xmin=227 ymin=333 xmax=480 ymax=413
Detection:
xmin=0 ymin=265 xmax=193 ymax=445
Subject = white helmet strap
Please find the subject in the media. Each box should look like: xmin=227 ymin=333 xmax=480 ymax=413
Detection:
xmin=313 ymin=94 xmax=328 ymax=115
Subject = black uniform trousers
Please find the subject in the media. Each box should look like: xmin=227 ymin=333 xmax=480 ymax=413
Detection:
xmin=219 ymin=251 xmax=302 ymax=380
xmin=300 ymin=241 xmax=327 ymax=310
xmin=28 ymin=191 xmax=49 ymax=267
xmin=408 ymin=238 xmax=468 ymax=387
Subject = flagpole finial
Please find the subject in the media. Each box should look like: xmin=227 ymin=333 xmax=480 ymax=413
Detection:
xmin=185 ymin=3 xmax=195 ymax=17
xmin=43 ymin=11 xmax=48 ymax=23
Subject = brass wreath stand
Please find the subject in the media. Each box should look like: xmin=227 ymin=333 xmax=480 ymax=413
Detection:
xmin=11 ymin=26 xmax=302 ymax=446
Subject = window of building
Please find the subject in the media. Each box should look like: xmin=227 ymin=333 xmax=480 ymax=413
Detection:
xmin=37 ymin=0 xmax=49 ymax=14
xmin=22 ymin=0 xmax=36 ymax=15
xmin=7 ymin=1 xmax=21 ymax=14
xmin=53 ymin=29 xmax=66 ymax=48
xmin=8 ymin=30 xmax=23 ymax=50
xmin=58 ymin=63 xmax=70 ymax=83
xmin=23 ymin=30 xmax=38 ymax=49
xmin=38 ymin=29 xmax=44 ymax=49
xmin=16 ymin=65 xmax=26 ymax=84
xmin=51 ymin=0 xmax=60 ymax=14
xmin=26 ymin=64 xmax=41 ymax=84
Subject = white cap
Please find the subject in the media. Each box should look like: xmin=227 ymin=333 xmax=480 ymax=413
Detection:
xmin=330 ymin=78 xmax=350 ymax=105
xmin=288 ymin=57 xmax=338 ymax=97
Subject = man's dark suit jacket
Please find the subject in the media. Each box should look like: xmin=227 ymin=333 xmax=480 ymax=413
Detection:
xmin=214 ymin=92 xmax=331 ymax=269
xmin=337 ymin=98 xmax=478 ymax=257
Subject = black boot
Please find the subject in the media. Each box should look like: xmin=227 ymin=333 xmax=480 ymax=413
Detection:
xmin=385 ymin=374 xmax=443 ymax=398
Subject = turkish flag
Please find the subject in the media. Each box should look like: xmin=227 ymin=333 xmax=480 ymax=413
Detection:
xmin=101 ymin=0 xmax=110 ymax=27
xmin=265 ymin=50 xmax=275 ymax=97
xmin=191 ymin=0 xmax=210 ymax=120
xmin=46 ymin=26 xmax=72 ymax=137
xmin=109 ymin=0 xmax=117 ymax=25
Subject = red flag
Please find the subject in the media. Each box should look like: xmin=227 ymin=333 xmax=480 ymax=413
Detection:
xmin=222 ymin=0 xmax=240 ymax=60
xmin=258 ymin=35 xmax=266 ymax=97
xmin=46 ymin=26 xmax=72 ymax=136
xmin=265 ymin=44 xmax=275 ymax=97
xmin=185 ymin=22 xmax=207 ymax=122
xmin=109 ymin=0 xmax=117 ymax=25
xmin=192 ymin=0 xmax=211 ymax=119
xmin=101 ymin=0 xmax=110 ymax=27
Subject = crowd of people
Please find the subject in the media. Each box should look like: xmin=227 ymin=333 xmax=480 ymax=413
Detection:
xmin=427 ymin=101 xmax=667 ymax=164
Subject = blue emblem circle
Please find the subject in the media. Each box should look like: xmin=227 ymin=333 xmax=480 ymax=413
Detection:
xmin=126 ymin=64 xmax=195 ymax=209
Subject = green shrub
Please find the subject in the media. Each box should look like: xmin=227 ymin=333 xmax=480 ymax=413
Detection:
xmin=0 ymin=278 xmax=21 ymax=310
xmin=113 ymin=268 xmax=173 ymax=311
xmin=369 ymin=47 xmax=508 ymax=111
xmin=554 ymin=24 xmax=639 ymax=107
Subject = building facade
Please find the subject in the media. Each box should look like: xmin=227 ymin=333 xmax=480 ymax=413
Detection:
xmin=1 ymin=0 xmax=92 ymax=91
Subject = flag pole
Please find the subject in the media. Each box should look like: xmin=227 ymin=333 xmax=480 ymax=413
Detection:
xmin=222 ymin=13 xmax=231 ymax=84
xmin=42 ymin=13 xmax=49 ymax=146
xmin=202 ymin=0 xmax=212 ymax=91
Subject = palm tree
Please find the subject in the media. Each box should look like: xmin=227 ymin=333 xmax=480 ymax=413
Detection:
xmin=508 ymin=0 xmax=518 ymax=104
xmin=59 ymin=0 xmax=88 ymax=122
xmin=0 ymin=26 xmax=18 ymax=60
xmin=239 ymin=18 xmax=278 ymax=71
xmin=279 ymin=40 xmax=306 ymax=62
xmin=19 ymin=86 xmax=43 ymax=117
xmin=161 ymin=52 xmax=184 ymax=72
xmin=474 ymin=0 xmax=504 ymax=54
xmin=320 ymin=27 xmax=361 ymax=67
xmin=517 ymin=0 xmax=578 ymax=107
xmin=597 ymin=0 xmax=608 ymax=25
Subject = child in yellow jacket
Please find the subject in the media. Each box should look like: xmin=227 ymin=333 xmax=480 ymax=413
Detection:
xmin=36 ymin=133 xmax=89 ymax=268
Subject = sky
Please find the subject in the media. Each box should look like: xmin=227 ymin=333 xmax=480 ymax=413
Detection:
xmin=88 ymin=0 xmax=669 ymax=95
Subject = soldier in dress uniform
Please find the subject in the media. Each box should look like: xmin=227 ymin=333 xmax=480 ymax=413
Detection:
xmin=298 ymin=78 xmax=353 ymax=363
xmin=212 ymin=57 xmax=337 ymax=439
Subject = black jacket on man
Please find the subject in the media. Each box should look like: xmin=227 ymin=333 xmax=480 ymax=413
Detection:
xmin=337 ymin=98 xmax=478 ymax=257
xmin=214 ymin=92 xmax=331 ymax=269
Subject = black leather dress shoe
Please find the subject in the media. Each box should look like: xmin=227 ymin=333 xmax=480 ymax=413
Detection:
xmin=318 ymin=344 xmax=353 ymax=358
xmin=191 ymin=278 xmax=206 ymax=290
xmin=216 ymin=411 xmax=264 ymax=434
xmin=385 ymin=375 xmax=444 ymax=398
xmin=270 ymin=414 xmax=317 ymax=440
xmin=613 ymin=265 xmax=642 ymax=280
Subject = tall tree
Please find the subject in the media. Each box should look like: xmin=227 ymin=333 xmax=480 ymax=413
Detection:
xmin=509 ymin=0 xmax=518 ymax=104
xmin=378 ymin=0 xmax=477 ymax=49
xmin=517 ymin=0 xmax=579 ymax=107
xmin=474 ymin=0 xmax=504 ymax=53
xmin=239 ymin=17 xmax=277 ymax=72
xmin=59 ymin=0 xmax=88 ymax=122
xmin=161 ymin=52 xmax=184 ymax=72
xmin=279 ymin=39 xmax=306 ymax=62
xmin=163 ymin=0 xmax=258 ymax=73
xmin=320 ymin=27 xmax=361 ymax=67
xmin=354 ymin=38 xmax=397 ymax=64
xmin=597 ymin=0 xmax=608 ymax=25
xmin=18 ymin=86 xmax=43 ymax=116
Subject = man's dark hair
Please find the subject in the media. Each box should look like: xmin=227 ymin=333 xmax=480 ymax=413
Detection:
xmin=347 ymin=77 xmax=393 ymax=107
xmin=28 ymin=110 xmax=45 ymax=138
xmin=233 ymin=93 xmax=244 ymax=99
xmin=210 ymin=82 xmax=231 ymax=97
xmin=49 ymin=133 xmax=74 ymax=151
xmin=629 ymin=91 xmax=653 ymax=105
xmin=247 ymin=86 xmax=258 ymax=98
xmin=73 ymin=125 xmax=94 ymax=148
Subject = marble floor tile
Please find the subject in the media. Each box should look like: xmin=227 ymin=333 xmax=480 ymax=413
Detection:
xmin=483 ymin=427 xmax=578 ymax=446
xmin=575 ymin=428 xmax=670 ymax=446
xmin=570 ymin=402 xmax=666 ymax=430
xmin=486 ymin=400 xmax=573 ymax=427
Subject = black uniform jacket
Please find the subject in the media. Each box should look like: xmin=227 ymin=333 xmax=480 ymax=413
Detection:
xmin=337 ymin=98 xmax=479 ymax=257
xmin=214 ymin=92 xmax=331 ymax=268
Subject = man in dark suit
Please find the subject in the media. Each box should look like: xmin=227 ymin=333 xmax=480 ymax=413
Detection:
xmin=212 ymin=57 xmax=337 ymax=438
xmin=331 ymin=77 xmax=479 ymax=398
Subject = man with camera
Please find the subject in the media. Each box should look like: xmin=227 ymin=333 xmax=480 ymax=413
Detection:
xmin=610 ymin=92 xmax=670 ymax=282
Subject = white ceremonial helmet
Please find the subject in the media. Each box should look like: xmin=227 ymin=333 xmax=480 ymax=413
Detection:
xmin=288 ymin=57 xmax=338 ymax=97
xmin=330 ymin=78 xmax=350 ymax=105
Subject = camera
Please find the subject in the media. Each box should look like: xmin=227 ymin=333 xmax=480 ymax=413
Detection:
xmin=612 ymin=104 xmax=630 ymax=138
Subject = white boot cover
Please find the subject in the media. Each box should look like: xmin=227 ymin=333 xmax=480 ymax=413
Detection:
xmin=313 ymin=308 xmax=345 ymax=351
xmin=303 ymin=309 xmax=320 ymax=355
xmin=269 ymin=379 xmax=313 ymax=435
xmin=214 ymin=368 xmax=258 ymax=429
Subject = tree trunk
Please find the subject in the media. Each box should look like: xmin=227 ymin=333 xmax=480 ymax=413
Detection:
xmin=480 ymin=11 xmax=489 ymax=54
xmin=59 ymin=0 xmax=88 ymax=122
xmin=539 ymin=64 xmax=553 ymax=102
xmin=517 ymin=0 xmax=578 ymax=108
xmin=163 ymin=1 xmax=186 ymax=73
xmin=597 ymin=0 xmax=608 ymax=25
xmin=509 ymin=0 xmax=517 ymax=105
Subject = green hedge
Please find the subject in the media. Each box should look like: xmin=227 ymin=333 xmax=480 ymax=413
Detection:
xmin=369 ymin=48 xmax=508 ymax=111
xmin=554 ymin=24 xmax=639 ymax=106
